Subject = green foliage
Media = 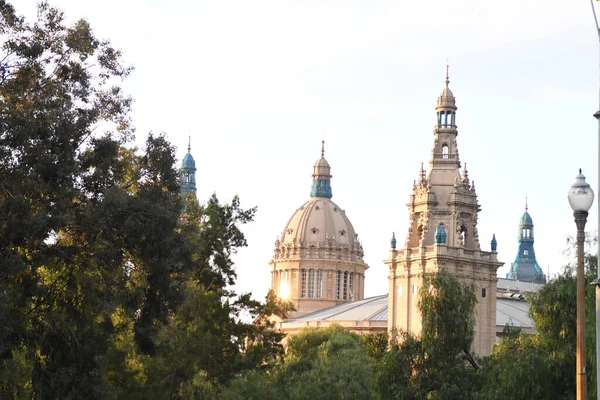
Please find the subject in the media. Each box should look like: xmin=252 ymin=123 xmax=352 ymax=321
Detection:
xmin=0 ymin=2 xmax=283 ymax=398
xmin=221 ymin=324 xmax=376 ymax=400
xmin=478 ymin=251 xmax=599 ymax=399
xmin=363 ymin=332 xmax=388 ymax=361
xmin=376 ymin=270 xmax=480 ymax=399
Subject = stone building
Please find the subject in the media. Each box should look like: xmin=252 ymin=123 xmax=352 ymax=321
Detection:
xmin=273 ymin=70 xmax=539 ymax=356
xmin=384 ymin=68 xmax=503 ymax=356
xmin=269 ymin=142 xmax=369 ymax=318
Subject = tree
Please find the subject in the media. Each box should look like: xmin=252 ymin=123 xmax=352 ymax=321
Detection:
xmin=376 ymin=270 xmax=481 ymax=399
xmin=221 ymin=324 xmax=376 ymax=400
xmin=0 ymin=2 xmax=283 ymax=398
xmin=478 ymin=251 xmax=599 ymax=400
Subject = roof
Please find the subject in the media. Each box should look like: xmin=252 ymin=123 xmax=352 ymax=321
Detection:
xmin=496 ymin=298 xmax=532 ymax=329
xmin=181 ymin=152 xmax=196 ymax=170
xmin=284 ymin=295 xmax=388 ymax=323
xmin=280 ymin=281 xmax=538 ymax=331
xmin=520 ymin=211 xmax=533 ymax=226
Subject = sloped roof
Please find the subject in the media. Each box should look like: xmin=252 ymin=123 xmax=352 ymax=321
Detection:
xmin=281 ymin=292 xmax=534 ymax=331
xmin=284 ymin=295 xmax=388 ymax=323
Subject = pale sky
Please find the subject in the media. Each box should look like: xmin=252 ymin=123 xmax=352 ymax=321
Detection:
xmin=20 ymin=0 xmax=600 ymax=300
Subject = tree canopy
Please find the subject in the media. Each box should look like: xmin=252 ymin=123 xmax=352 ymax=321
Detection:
xmin=0 ymin=2 xmax=287 ymax=398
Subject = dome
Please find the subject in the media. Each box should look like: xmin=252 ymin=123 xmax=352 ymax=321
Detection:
xmin=436 ymin=86 xmax=456 ymax=110
xmin=313 ymin=157 xmax=331 ymax=178
xmin=181 ymin=152 xmax=196 ymax=170
xmin=436 ymin=66 xmax=457 ymax=111
xmin=520 ymin=211 xmax=533 ymax=226
xmin=280 ymin=197 xmax=359 ymax=248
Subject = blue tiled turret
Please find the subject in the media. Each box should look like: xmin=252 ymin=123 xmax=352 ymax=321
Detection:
xmin=506 ymin=201 xmax=546 ymax=283
xmin=180 ymin=136 xmax=197 ymax=197
xmin=310 ymin=140 xmax=333 ymax=199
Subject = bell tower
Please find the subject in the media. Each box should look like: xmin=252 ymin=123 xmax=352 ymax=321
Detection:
xmin=385 ymin=68 xmax=503 ymax=355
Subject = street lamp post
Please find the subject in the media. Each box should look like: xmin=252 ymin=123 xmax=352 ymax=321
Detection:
xmin=569 ymin=169 xmax=595 ymax=400
xmin=588 ymin=1 xmax=600 ymax=397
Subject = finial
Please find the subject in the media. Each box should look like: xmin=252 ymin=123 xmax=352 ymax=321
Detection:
xmin=525 ymin=196 xmax=528 ymax=212
xmin=579 ymin=168 xmax=582 ymax=174
xmin=491 ymin=234 xmax=497 ymax=252
xmin=321 ymin=140 xmax=325 ymax=157
xmin=445 ymin=61 xmax=450 ymax=87
xmin=391 ymin=232 xmax=397 ymax=249
xmin=187 ymin=136 xmax=191 ymax=153
xmin=461 ymin=162 xmax=469 ymax=184
xmin=418 ymin=162 xmax=426 ymax=184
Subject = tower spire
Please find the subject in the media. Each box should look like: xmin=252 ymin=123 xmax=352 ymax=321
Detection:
xmin=445 ymin=61 xmax=450 ymax=87
xmin=180 ymin=137 xmax=197 ymax=197
xmin=321 ymin=139 xmax=325 ymax=157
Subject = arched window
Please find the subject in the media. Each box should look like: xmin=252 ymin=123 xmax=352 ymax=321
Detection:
xmin=336 ymin=271 xmax=341 ymax=299
xmin=442 ymin=144 xmax=449 ymax=159
xmin=523 ymin=250 xmax=529 ymax=256
xmin=308 ymin=269 xmax=315 ymax=298
xmin=317 ymin=269 xmax=323 ymax=298
xmin=301 ymin=269 xmax=307 ymax=298
xmin=458 ymin=225 xmax=467 ymax=246
xmin=417 ymin=224 xmax=424 ymax=239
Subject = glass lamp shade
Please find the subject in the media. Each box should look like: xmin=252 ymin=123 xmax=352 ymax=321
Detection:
xmin=568 ymin=169 xmax=595 ymax=212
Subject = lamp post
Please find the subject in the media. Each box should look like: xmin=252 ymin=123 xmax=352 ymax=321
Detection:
xmin=588 ymin=1 xmax=600 ymax=396
xmin=569 ymin=169 xmax=595 ymax=400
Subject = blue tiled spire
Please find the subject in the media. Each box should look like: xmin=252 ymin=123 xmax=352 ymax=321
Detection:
xmin=180 ymin=136 xmax=197 ymax=197
xmin=310 ymin=140 xmax=333 ymax=199
xmin=506 ymin=200 xmax=546 ymax=283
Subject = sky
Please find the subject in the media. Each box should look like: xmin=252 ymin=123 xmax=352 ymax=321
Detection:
xmin=19 ymin=0 xmax=600 ymax=300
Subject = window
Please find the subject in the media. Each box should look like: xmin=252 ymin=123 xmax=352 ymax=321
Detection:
xmin=481 ymin=288 xmax=487 ymax=298
xmin=442 ymin=144 xmax=449 ymax=159
xmin=523 ymin=250 xmax=529 ymax=256
xmin=398 ymin=285 xmax=403 ymax=296
xmin=343 ymin=272 xmax=348 ymax=300
xmin=317 ymin=269 xmax=323 ymax=298
xmin=301 ymin=269 xmax=307 ymax=298
xmin=336 ymin=271 xmax=341 ymax=299
xmin=308 ymin=269 xmax=315 ymax=298
xmin=459 ymin=225 xmax=467 ymax=246
xmin=413 ymin=285 xmax=417 ymax=295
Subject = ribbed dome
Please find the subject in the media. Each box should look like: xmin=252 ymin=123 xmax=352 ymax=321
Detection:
xmin=520 ymin=211 xmax=533 ymax=226
xmin=436 ymin=66 xmax=457 ymax=111
xmin=181 ymin=153 xmax=196 ymax=170
xmin=280 ymin=197 xmax=359 ymax=247
xmin=436 ymin=86 xmax=456 ymax=110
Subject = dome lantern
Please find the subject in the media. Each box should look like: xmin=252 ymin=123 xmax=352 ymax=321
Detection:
xmin=310 ymin=140 xmax=333 ymax=199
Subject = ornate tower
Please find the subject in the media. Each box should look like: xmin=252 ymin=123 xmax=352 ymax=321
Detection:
xmin=506 ymin=200 xmax=547 ymax=283
xmin=180 ymin=137 xmax=197 ymax=197
xmin=384 ymin=69 xmax=503 ymax=355
xmin=270 ymin=142 xmax=369 ymax=317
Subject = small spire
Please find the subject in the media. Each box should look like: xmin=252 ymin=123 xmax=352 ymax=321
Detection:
xmin=525 ymin=196 xmax=528 ymax=212
xmin=445 ymin=61 xmax=450 ymax=87
xmin=187 ymin=136 xmax=191 ymax=153
xmin=321 ymin=140 xmax=325 ymax=157
xmin=491 ymin=234 xmax=497 ymax=252
xmin=418 ymin=162 xmax=426 ymax=184
xmin=461 ymin=162 xmax=469 ymax=184
xmin=391 ymin=232 xmax=397 ymax=249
